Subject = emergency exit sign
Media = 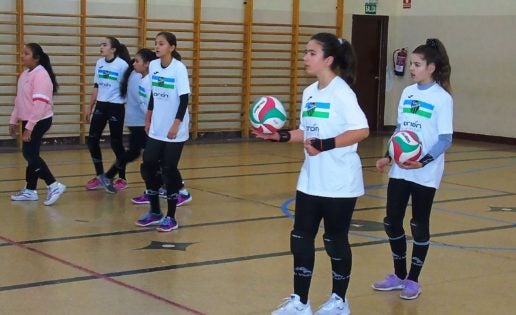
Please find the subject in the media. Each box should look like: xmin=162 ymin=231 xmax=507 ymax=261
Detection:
xmin=365 ymin=3 xmax=377 ymax=14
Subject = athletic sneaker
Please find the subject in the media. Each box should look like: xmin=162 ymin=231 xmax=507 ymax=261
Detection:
xmin=44 ymin=182 xmax=66 ymax=206
xmin=372 ymin=274 xmax=405 ymax=291
xmin=98 ymin=174 xmax=116 ymax=194
xmin=113 ymin=178 xmax=128 ymax=190
xmin=10 ymin=188 xmax=38 ymax=201
xmin=177 ymin=192 xmax=192 ymax=206
xmin=131 ymin=193 xmax=150 ymax=204
xmin=85 ymin=177 xmax=101 ymax=190
xmin=272 ymin=294 xmax=312 ymax=315
xmin=400 ymin=280 xmax=422 ymax=300
xmin=135 ymin=212 xmax=163 ymax=227
xmin=157 ymin=216 xmax=178 ymax=232
xmin=314 ymin=293 xmax=350 ymax=315
xmin=158 ymin=187 xmax=167 ymax=199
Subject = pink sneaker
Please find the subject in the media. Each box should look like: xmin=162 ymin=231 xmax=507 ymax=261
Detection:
xmin=113 ymin=178 xmax=128 ymax=190
xmin=131 ymin=193 xmax=150 ymax=204
xmin=86 ymin=177 xmax=101 ymax=190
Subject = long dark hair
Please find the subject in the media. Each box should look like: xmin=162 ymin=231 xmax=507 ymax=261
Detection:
xmin=310 ymin=32 xmax=356 ymax=85
xmin=156 ymin=31 xmax=182 ymax=61
xmin=25 ymin=43 xmax=59 ymax=94
xmin=120 ymin=48 xmax=157 ymax=97
xmin=413 ymin=38 xmax=451 ymax=93
xmin=105 ymin=36 xmax=131 ymax=64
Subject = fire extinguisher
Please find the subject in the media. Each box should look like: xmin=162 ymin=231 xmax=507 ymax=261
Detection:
xmin=393 ymin=48 xmax=408 ymax=76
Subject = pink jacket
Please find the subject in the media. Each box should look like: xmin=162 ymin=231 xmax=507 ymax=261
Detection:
xmin=10 ymin=65 xmax=54 ymax=131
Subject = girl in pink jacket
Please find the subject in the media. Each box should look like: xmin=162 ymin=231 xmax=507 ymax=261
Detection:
xmin=9 ymin=43 xmax=66 ymax=206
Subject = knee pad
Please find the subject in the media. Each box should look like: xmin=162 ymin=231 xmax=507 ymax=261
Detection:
xmin=383 ymin=216 xmax=405 ymax=239
xmin=410 ymin=219 xmax=430 ymax=245
xmin=140 ymin=162 xmax=159 ymax=183
xmin=323 ymin=233 xmax=349 ymax=260
xmin=290 ymin=230 xmax=315 ymax=256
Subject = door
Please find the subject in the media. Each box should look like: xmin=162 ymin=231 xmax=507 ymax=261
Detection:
xmin=351 ymin=15 xmax=388 ymax=131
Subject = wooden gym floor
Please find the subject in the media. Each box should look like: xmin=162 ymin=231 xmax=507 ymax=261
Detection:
xmin=0 ymin=134 xmax=515 ymax=315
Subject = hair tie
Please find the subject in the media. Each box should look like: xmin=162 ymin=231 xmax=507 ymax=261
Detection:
xmin=426 ymin=38 xmax=438 ymax=49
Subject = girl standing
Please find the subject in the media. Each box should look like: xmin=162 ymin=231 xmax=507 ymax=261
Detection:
xmin=135 ymin=32 xmax=191 ymax=232
xmin=255 ymin=33 xmax=369 ymax=315
xmin=102 ymin=48 xmax=156 ymax=189
xmin=9 ymin=43 xmax=66 ymax=206
xmin=85 ymin=36 xmax=130 ymax=193
xmin=372 ymin=38 xmax=453 ymax=300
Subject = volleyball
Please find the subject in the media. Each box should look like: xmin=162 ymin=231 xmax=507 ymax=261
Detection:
xmin=249 ymin=96 xmax=287 ymax=134
xmin=388 ymin=130 xmax=422 ymax=163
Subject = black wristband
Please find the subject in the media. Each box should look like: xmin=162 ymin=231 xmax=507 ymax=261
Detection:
xmin=277 ymin=130 xmax=291 ymax=142
xmin=419 ymin=153 xmax=434 ymax=166
xmin=384 ymin=150 xmax=392 ymax=162
xmin=310 ymin=137 xmax=336 ymax=152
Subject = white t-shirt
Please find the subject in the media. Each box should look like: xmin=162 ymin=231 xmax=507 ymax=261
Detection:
xmin=93 ymin=57 xmax=129 ymax=104
xmin=297 ymin=76 xmax=369 ymax=198
xmin=389 ymin=83 xmax=453 ymax=188
xmin=124 ymin=70 xmax=145 ymax=126
xmin=148 ymin=58 xmax=191 ymax=142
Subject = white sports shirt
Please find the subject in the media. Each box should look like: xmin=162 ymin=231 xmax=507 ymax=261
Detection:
xmin=93 ymin=57 xmax=129 ymax=104
xmin=389 ymin=83 xmax=453 ymax=188
xmin=297 ymin=76 xmax=369 ymax=198
xmin=147 ymin=58 xmax=191 ymax=142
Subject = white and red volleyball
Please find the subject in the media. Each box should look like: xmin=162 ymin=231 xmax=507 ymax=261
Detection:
xmin=388 ymin=130 xmax=422 ymax=163
xmin=249 ymin=96 xmax=287 ymax=134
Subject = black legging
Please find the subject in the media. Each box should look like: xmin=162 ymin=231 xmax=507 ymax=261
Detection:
xmin=385 ymin=178 xmax=436 ymax=282
xmin=105 ymin=126 xmax=146 ymax=179
xmin=141 ymin=137 xmax=184 ymax=218
xmin=292 ymin=190 xmax=356 ymax=303
xmin=21 ymin=117 xmax=56 ymax=190
xmin=87 ymin=101 xmax=125 ymax=176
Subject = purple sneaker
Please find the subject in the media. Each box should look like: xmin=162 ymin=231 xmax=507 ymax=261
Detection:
xmin=135 ymin=212 xmax=163 ymax=227
xmin=372 ymin=274 xmax=405 ymax=291
xmin=400 ymin=280 xmax=421 ymax=300
xmin=157 ymin=216 xmax=178 ymax=232
xmin=177 ymin=192 xmax=192 ymax=206
xmin=131 ymin=193 xmax=150 ymax=204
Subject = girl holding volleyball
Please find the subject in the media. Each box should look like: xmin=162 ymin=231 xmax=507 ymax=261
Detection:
xmin=134 ymin=32 xmax=190 ymax=232
xmin=9 ymin=43 xmax=66 ymax=206
xmin=254 ymin=33 xmax=369 ymax=315
xmin=373 ymin=38 xmax=453 ymax=300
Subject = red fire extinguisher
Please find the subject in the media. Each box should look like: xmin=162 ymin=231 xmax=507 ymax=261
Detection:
xmin=393 ymin=48 xmax=408 ymax=76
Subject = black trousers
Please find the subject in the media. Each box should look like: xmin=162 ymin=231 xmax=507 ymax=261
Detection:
xmin=21 ymin=117 xmax=56 ymax=190
xmin=87 ymin=101 xmax=125 ymax=176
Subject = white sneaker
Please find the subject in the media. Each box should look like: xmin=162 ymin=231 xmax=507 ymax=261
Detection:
xmin=44 ymin=182 xmax=66 ymax=206
xmin=314 ymin=293 xmax=350 ymax=315
xmin=272 ymin=294 xmax=312 ymax=315
xmin=11 ymin=188 xmax=38 ymax=201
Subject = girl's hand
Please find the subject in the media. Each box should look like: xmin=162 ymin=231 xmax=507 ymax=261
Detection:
xmin=304 ymin=137 xmax=321 ymax=156
xmin=376 ymin=157 xmax=391 ymax=172
xmin=398 ymin=160 xmax=423 ymax=169
xmin=85 ymin=111 xmax=92 ymax=123
xmin=9 ymin=124 xmax=18 ymax=138
xmin=167 ymin=121 xmax=179 ymax=139
xmin=22 ymin=129 xmax=32 ymax=142
xmin=251 ymin=128 xmax=280 ymax=141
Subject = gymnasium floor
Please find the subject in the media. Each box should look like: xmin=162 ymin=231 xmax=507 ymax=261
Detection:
xmin=0 ymin=134 xmax=514 ymax=315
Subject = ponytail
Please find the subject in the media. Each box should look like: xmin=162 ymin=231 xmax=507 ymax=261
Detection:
xmin=413 ymin=38 xmax=452 ymax=93
xmin=25 ymin=43 xmax=59 ymax=94
xmin=120 ymin=59 xmax=135 ymax=98
xmin=310 ymin=33 xmax=356 ymax=85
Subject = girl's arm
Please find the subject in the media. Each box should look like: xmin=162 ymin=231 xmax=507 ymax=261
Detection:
xmin=305 ymin=128 xmax=369 ymax=156
xmin=86 ymin=87 xmax=98 ymax=123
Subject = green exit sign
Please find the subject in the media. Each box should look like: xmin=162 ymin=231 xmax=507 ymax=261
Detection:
xmin=365 ymin=3 xmax=377 ymax=15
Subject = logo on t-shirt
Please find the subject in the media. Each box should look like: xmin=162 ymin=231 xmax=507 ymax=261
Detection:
xmin=98 ymin=69 xmax=118 ymax=81
xmin=152 ymin=75 xmax=175 ymax=89
xmin=403 ymin=99 xmax=434 ymax=118
xmin=138 ymin=85 xmax=147 ymax=98
xmin=302 ymin=102 xmax=330 ymax=118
